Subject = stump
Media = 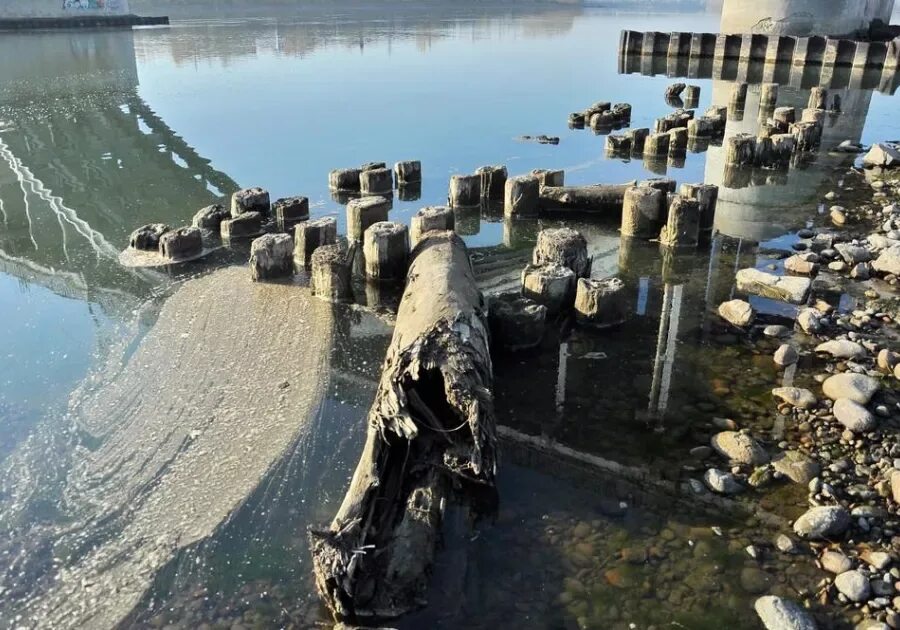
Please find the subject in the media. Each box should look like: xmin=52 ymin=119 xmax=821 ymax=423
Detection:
xmin=625 ymin=128 xmax=650 ymax=153
xmin=659 ymin=196 xmax=701 ymax=248
xmin=729 ymin=82 xmax=748 ymax=110
xmin=192 ymin=205 xmax=229 ymax=231
xmin=771 ymin=134 xmax=796 ymax=164
xmin=250 ymin=233 xmax=294 ymax=281
xmin=309 ymin=231 xmax=496 ymax=623
xmin=410 ymin=206 xmax=455 ymax=247
xmin=364 ymin=221 xmax=410 ymax=281
xmin=533 ymin=228 xmax=590 ymax=278
xmin=310 ymin=244 xmax=352 ymax=302
xmin=539 ymin=183 xmax=634 ymax=214
xmin=791 ymin=121 xmax=821 ymax=151
xmin=725 ymin=133 xmax=757 ymax=166
xmin=800 ymin=108 xmax=825 ymax=125
xmin=504 ymin=175 xmax=540 ymax=218
xmin=477 ymin=165 xmax=508 ymax=201
xmin=521 ymin=263 xmax=576 ymax=314
xmin=755 ymin=135 xmax=776 ymax=167
xmin=130 ymin=223 xmax=171 ymax=250
xmin=639 ymin=177 xmax=676 ymax=194
xmin=449 ymin=174 xmax=482 ymax=207
xmin=394 ymin=160 xmax=422 ymax=184
xmin=574 ymin=277 xmax=629 ymax=328
xmin=272 ymin=196 xmax=310 ymax=228
xmin=159 ymin=227 xmax=202 ymax=260
xmin=231 ymin=187 xmax=270 ymax=217
xmin=668 ymin=128 xmax=688 ymax=154
xmin=611 ymin=103 xmax=632 ymax=122
xmin=568 ymin=112 xmax=586 ymax=126
xmin=606 ymin=135 xmax=633 ymax=156
xmin=808 ymin=87 xmax=828 ymax=110
xmin=645 ymin=132 xmax=670 ymax=157
xmin=687 ymin=117 xmax=716 ymax=138
xmin=329 ymin=168 xmax=362 ymax=192
xmin=683 ymin=85 xmax=700 ymax=108
xmin=531 ymin=169 xmax=565 ymax=187
xmin=621 ymin=186 xmax=665 ymax=238
xmin=221 ymin=212 xmax=263 ymax=240
xmin=489 ymin=293 xmax=547 ymax=352
xmin=772 ymin=106 xmax=796 ymax=133
xmin=294 ymin=217 xmax=337 ymax=268
xmin=360 ymin=168 xmax=393 ymax=195
xmin=679 ymin=183 xmax=718 ymax=236
xmin=759 ymin=83 xmax=779 ymax=110
xmin=347 ymin=196 xmax=391 ymax=242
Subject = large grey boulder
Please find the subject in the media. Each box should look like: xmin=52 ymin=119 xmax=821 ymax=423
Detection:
xmin=792 ymin=505 xmax=851 ymax=539
xmin=815 ymin=340 xmax=866 ymax=360
xmin=736 ymin=268 xmax=811 ymax=304
xmin=822 ymin=373 xmax=881 ymax=405
xmin=862 ymin=143 xmax=900 ymax=169
xmin=711 ymin=431 xmax=769 ymax=465
xmin=832 ymin=398 xmax=876 ymax=433
xmin=754 ymin=596 xmax=818 ymax=630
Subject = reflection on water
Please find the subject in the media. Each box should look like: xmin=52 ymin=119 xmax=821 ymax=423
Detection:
xmin=0 ymin=2 xmax=897 ymax=628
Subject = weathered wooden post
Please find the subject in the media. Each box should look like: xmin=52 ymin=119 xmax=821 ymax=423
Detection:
xmin=360 ymin=168 xmax=394 ymax=195
xmin=221 ymin=212 xmax=263 ymax=240
xmin=808 ymin=87 xmax=828 ymax=110
xmin=683 ymin=85 xmax=700 ymax=108
xmin=538 ymin=182 xmax=636 ymax=214
xmin=729 ymin=82 xmax=748 ymax=115
xmin=488 ymin=293 xmax=547 ymax=352
xmin=759 ymin=82 xmax=779 ymax=111
xmin=521 ymin=263 xmax=576 ymax=314
xmin=347 ymin=196 xmax=391 ymax=242
xmin=645 ymin=132 xmax=671 ymax=156
xmin=310 ymin=244 xmax=352 ymax=302
xmin=309 ymin=231 xmax=496 ymax=623
xmin=477 ymin=165 xmax=508 ymax=200
xmin=771 ymin=134 xmax=796 ymax=164
xmin=410 ymin=206 xmax=455 ymax=247
xmin=668 ymin=127 xmax=689 ymax=153
xmin=449 ymin=174 xmax=482 ymax=207
xmin=532 ymin=228 xmax=590 ymax=278
xmin=159 ymin=227 xmax=202 ymax=260
xmin=364 ymin=221 xmax=410 ymax=281
xmin=531 ymin=169 xmax=565 ymax=187
xmin=625 ymin=128 xmax=650 ymax=153
xmin=679 ymin=183 xmax=718 ymax=240
xmin=294 ymin=217 xmax=337 ymax=268
xmin=272 ymin=196 xmax=310 ymax=230
xmin=574 ymin=277 xmax=629 ymax=328
xmin=606 ymin=135 xmax=633 ymax=156
xmin=329 ymin=168 xmax=362 ymax=192
xmin=250 ymin=233 xmax=294 ymax=281
xmin=725 ymin=133 xmax=757 ymax=166
xmin=192 ymin=204 xmax=229 ymax=231
xmin=621 ymin=185 xmax=665 ymax=238
xmin=659 ymin=195 xmax=701 ymax=248
xmin=394 ymin=160 xmax=422 ymax=185
xmin=231 ymin=187 xmax=270 ymax=217
xmin=772 ymin=106 xmax=796 ymax=131
xmin=504 ymin=175 xmax=540 ymax=218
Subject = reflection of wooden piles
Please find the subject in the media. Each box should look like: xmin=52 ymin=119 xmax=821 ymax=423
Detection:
xmin=619 ymin=30 xmax=900 ymax=94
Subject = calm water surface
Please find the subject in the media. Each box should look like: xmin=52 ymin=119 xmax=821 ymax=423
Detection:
xmin=1 ymin=3 xmax=899 ymax=629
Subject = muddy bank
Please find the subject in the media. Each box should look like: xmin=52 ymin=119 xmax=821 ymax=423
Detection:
xmin=6 ymin=267 xmax=335 ymax=629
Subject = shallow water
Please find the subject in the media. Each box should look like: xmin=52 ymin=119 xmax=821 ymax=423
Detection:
xmin=1 ymin=2 xmax=899 ymax=629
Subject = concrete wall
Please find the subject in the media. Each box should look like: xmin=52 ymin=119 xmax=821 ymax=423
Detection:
xmin=721 ymin=0 xmax=895 ymax=37
xmin=0 ymin=0 xmax=130 ymax=19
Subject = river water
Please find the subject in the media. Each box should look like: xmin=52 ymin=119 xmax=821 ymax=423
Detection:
xmin=1 ymin=2 xmax=900 ymax=629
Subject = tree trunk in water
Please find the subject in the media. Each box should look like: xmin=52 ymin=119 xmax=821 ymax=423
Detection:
xmin=309 ymin=231 xmax=497 ymax=624
xmin=539 ymin=182 xmax=636 ymax=215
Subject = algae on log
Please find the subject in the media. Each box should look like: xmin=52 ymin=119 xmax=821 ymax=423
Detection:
xmin=309 ymin=231 xmax=497 ymax=623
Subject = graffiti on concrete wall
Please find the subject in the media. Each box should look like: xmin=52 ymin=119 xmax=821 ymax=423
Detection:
xmin=62 ymin=0 xmax=125 ymax=10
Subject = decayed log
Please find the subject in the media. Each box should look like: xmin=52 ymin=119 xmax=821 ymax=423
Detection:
xmin=538 ymin=182 xmax=636 ymax=214
xmin=309 ymin=231 xmax=497 ymax=624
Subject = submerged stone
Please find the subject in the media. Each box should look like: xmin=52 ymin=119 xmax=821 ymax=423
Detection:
xmin=754 ymin=596 xmax=818 ymax=630
xmin=772 ymin=387 xmax=817 ymax=410
xmin=736 ymin=268 xmax=811 ymax=305
xmin=834 ymin=570 xmax=871 ymax=602
xmin=772 ymin=451 xmax=820 ymax=485
xmin=710 ymin=431 xmax=768 ymax=465
xmin=815 ymin=339 xmax=867 ymax=360
xmin=718 ymin=299 xmax=754 ymax=327
xmin=792 ymin=506 xmax=851 ymax=540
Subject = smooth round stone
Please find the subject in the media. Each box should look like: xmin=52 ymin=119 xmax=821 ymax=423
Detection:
xmin=754 ymin=596 xmax=818 ymax=630
xmin=834 ymin=570 xmax=871 ymax=602
xmin=833 ymin=398 xmax=877 ymax=433
xmin=793 ymin=505 xmax=851 ymax=540
xmin=821 ymin=550 xmax=853 ymax=574
xmin=823 ymin=373 xmax=881 ymax=404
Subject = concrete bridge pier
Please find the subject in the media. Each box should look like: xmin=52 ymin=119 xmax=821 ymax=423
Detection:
xmin=720 ymin=0 xmax=896 ymax=37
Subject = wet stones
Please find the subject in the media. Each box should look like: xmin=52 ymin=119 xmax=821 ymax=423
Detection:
xmin=784 ymin=255 xmax=818 ymax=277
xmin=863 ymin=143 xmax=900 ymax=169
xmin=129 ymin=223 xmax=171 ymax=250
xmin=521 ymin=264 xmax=575 ymax=314
xmin=772 ymin=451 xmax=820 ymax=485
xmin=873 ymin=246 xmax=900 ymax=276
xmin=574 ymin=277 xmax=628 ymax=328
xmin=797 ymin=308 xmax=823 ymax=334
xmin=477 ymin=165 xmax=508 ymax=201
xmin=159 ymin=227 xmax=202 ymax=261
xmin=221 ymin=211 xmax=263 ymax=240
xmin=754 ymin=595 xmax=818 ymax=630
xmin=249 ymin=233 xmax=293 ymax=281
xmin=449 ymin=174 xmax=482 ymax=207
xmin=772 ymin=387 xmax=817 ymax=410
xmin=329 ymin=168 xmax=362 ymax=192
xmin=735 ymin=268 xmax=811 ymax=305
xmin=394 ymin=160 xmax=421 ymax=185
xmin=792 ymin=505 xmax=851 ymax=539
xmin=659 ymin=195 xmax=701 ymax=248
xmin=504 ymin=175 xmax=540 ymax=218
xmin=272 ymin=196 xmax=309 ymax=229
xmin=822 ymin=373 xmax=880 ymax=405
xmin=532 ymin=228 xmax=590 ymax=278
xmin=231 ymin=187 xmax=270 ymax=217
xmin=192 ymin=204 xmax=229 ymax=231
xmin=359 ymin=168 xmax=393 ymax=195
xmin=488 ymin=293 xmax=547 ymax=352
xmin=718 ymin=299 xmax=755 ymax=327
xmin=621 ymin=186 xmax=665 ymax=238
xmin=835 ymin=570 xmax=871 ymax=602
xmin=410 ymin=206 xmax=454 ymax=247
xmin=363 ymin=221 xmax=409 ymax=281
xmin=346 ymin=196 xmax=391 ymax=242
xmin=703 ymin=468 xmax=743 ymax=495
xmin=832 ymin=398 xmax=877 ymax=433
xmin=774 ymin=344 xmax=799 ymax=367
xmin=310 ymin=244 xmax=352 ymax=302
xmin=711 ymin=431 xmax=769 ymax=466
xmin=294 ymin=217 xmax=337 ymax=268
xmin=814 ymin=339 xmax=866 ymax=360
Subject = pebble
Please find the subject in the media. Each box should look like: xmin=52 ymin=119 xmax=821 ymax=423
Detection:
xmin=711 ymin=431 xmax=770 ymax=466
xmin=821 ymin=550 xmax=853 ymax=574
xmin=835 ymin=569 xmax=871 ymax=602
